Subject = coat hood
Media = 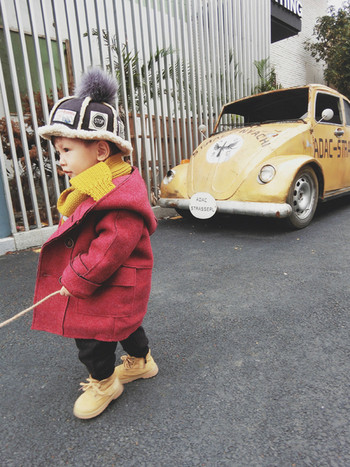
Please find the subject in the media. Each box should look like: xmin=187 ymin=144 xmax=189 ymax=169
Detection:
xmin=71 ymin=167 xmax=157 ymax=235
xmin=98 ymin=167 xmax=157 ymax=234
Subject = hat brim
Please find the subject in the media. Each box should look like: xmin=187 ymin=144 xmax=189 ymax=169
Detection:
xmin=38 ymin=123 xmax=133 ymax=156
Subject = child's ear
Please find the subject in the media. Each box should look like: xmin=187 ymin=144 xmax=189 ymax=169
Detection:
xmin=96 ymin=141 xmax=110 ymax=161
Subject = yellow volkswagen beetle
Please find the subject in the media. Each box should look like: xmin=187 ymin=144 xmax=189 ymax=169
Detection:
xmin=159 ymin=85 xmax=350 ymax=229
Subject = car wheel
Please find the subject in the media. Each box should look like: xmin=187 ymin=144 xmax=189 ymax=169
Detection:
xmin=286 ymin=167 xmax=319 ymax=229
xmin=175 ymin=208 xmax=193 ymax=219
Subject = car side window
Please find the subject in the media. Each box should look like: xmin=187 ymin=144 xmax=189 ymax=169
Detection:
xmin=315 ymin=93 xmax=343 ymax=125
xmin=343 ymin=99 xmax=350 ymax=126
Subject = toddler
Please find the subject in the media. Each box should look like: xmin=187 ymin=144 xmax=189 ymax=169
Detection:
xmin=32 ymin=69 xmax=158 ymax=419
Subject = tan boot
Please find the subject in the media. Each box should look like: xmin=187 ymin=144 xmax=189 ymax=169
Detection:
xmin=73 ymin=369 xmax=123 ymax=419
xmin=114 ymin=350 xmax=158 ymax=384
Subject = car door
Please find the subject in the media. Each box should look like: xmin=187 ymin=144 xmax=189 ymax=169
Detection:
xmin=312 ymin=91 xmax=345 ymax=195
xmin=342 ymin=98 xmax=350 ymax=188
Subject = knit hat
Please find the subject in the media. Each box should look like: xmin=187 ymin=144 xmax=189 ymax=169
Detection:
xmin=38 ymin=69 xmax=133 ymax=156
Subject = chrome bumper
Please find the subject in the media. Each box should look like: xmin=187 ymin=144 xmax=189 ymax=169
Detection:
xmin=159 ymin=198 xmax=292 ymax=218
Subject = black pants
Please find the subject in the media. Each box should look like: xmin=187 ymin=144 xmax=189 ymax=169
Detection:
xmin=75 ymin=326 xmax=149 ymax=380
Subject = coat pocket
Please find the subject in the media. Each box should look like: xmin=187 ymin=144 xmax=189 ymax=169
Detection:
xmin=76 ymin=266 xmax=136 ymax=318
xmin=105 ymin=266 xmax=136 ymax=287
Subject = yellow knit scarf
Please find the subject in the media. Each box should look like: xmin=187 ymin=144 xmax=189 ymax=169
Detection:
xmin=57 ymin=154 xmax=131 ymax=218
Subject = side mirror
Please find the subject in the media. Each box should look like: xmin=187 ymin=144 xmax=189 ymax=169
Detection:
xmin=317 ymin=108 xmax=334 ymax=123
xmin=198 ymin=124 xmax=207 ymax=138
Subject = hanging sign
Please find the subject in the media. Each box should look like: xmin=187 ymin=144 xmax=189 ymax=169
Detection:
xmin=273 ymin=0 xmax=303 ymax=18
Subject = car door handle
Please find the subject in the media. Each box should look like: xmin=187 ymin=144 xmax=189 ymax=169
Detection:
xmin=334 ymin=128 xmax=344 ymax=137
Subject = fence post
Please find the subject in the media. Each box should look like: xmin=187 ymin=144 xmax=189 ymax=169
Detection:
xmin=0 ymin=173 xmax=11 ymax=238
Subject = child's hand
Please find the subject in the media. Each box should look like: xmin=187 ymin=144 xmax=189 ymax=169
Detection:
xmin=60 ymin=286 xmax=72 ymax=297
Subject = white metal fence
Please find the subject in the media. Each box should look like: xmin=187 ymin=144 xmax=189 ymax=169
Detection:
xmin=0 ymin=0 xmax=270 ymax=246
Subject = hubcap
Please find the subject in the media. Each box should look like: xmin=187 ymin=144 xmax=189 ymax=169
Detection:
xmin=292 ymin=174 xmax=315 ymax=219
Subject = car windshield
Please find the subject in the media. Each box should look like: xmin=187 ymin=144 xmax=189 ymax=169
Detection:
xmin=215 ymin=87 xmax=309 ymax=132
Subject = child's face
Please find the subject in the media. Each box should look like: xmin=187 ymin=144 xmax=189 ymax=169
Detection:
xmin=54 ymin=137 xmax=101 ymax=178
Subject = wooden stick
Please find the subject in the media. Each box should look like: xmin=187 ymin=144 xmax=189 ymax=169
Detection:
xmin=0 ymin=290 xmax=61 ymax=329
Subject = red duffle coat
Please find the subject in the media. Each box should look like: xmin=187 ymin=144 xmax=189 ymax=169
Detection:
xmin=32 ymin=168 xmax=157 ymax=342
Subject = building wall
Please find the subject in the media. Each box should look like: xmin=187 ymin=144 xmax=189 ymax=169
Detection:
xmin=270 ymin=0 xmax=328 ymax=87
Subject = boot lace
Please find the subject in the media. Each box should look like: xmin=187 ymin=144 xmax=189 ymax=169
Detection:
xmin=80 ymin=377 xmax=105 ymax=395
xmin=121 ymin=355 xmax=136 ymax=369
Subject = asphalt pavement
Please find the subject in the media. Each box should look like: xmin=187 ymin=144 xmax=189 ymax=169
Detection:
xmin=1 ymin=199 xmax=350 ymax=466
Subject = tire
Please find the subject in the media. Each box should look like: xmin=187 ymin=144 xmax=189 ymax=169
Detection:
xmin=175 ymin=208 xmax=218 ymax=222
xmin=175 ymin=208 xmax=193 ymax=219
xmin=286 ymin=167 xmax=319 ymax=229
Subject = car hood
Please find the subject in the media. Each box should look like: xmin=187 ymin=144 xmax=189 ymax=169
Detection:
xmin=187 ymin=123 xmax=312 ymax=199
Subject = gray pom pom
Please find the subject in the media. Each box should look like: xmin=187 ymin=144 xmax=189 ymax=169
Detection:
xmin=75 ymin=68 xmax=117 ymax=106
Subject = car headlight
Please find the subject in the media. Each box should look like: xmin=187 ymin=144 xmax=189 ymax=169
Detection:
xmin=162 ymin=169 xmax=175 ymax=185
xmin=258 ymin=165 xmax=276 ymax=184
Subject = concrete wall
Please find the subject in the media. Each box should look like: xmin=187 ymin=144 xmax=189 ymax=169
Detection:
xmin=271 ymin=0 xmax=328 ymax=87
